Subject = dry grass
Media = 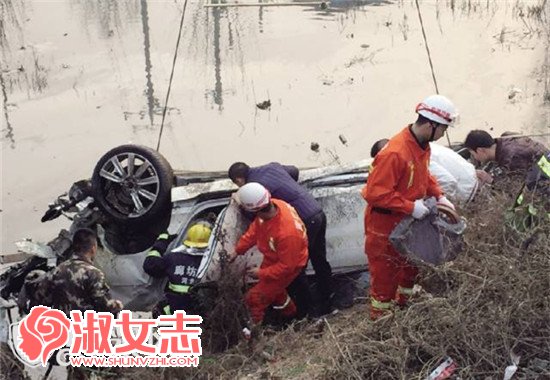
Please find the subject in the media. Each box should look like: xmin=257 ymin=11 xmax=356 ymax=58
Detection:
xmin=2 ymin=175 xmax=547 ymax=379
xmin=121 ymin=175 xmax=549 ymax=379
xmin=0 ymin=343 xmax=29 ymax=380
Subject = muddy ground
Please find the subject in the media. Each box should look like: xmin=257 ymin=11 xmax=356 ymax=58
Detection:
xmin=1 ymin=0 xmax=549 ymax=252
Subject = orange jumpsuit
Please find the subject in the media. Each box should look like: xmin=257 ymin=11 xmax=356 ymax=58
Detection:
xmin=362 ymin=126 xmax=443 ymax=319
xmin=235 ymin=199 xmax=309 ymax=324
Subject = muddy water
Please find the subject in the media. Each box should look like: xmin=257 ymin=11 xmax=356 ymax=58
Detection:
xmin=1 ymin=0 xmax=549 ymax=253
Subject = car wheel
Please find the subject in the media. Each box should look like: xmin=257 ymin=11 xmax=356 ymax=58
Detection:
xmin=92 ymin=145 xmax=174 ymax=224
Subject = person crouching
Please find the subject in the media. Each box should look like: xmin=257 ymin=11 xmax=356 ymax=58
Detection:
xmin=228 ymin=182 xmax=308 ymax=326
xmin=143 ymin=222 xmax=212 ymax=316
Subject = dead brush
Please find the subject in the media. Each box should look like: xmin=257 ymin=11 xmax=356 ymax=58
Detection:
xmin=186 ymin=228 xmax=250 ymax=355
xmin=123 ymin=176 xmax=549 ymax=379
xmin=323 ymin=176 xmax=550 ymax=379
xmin=193 ymin=262 xmax=249 ymax=353
xmin=123 ymin=230 xmax=254 ymax=379
xmin=0 ymin=343 xmax=28 ymax=380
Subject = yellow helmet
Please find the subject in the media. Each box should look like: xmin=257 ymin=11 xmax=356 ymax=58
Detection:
xmin=183 ymin=223 xmax=212 ymax=248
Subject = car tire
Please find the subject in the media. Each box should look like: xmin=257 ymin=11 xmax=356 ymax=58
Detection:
xmin=92 ymin=144 xmax=174 ymax=225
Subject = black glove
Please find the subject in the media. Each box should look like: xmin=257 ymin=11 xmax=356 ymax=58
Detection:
xmin=151 ymin=232 xmax=177 ymax=254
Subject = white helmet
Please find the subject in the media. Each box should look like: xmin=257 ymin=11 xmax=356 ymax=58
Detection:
xmin=415 ymin=94 xmax=458 ymax=126
xmin=237 ymin=182 xmax=271 ymax=212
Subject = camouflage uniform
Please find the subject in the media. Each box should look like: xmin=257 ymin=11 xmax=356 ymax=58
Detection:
xmin=20 ymin=256 xmax=124 ymax=380
xmin=49 ymin=254 xmax=121 ymax=315
xmin=22 ymin=269 xmax=53 ymax=311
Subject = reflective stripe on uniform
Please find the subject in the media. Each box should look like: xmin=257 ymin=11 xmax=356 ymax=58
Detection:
xmin=537 ymin=154 xmax=550 ymax=177
xmin=163 ymin=305 xmax=171 ymax=315
xmin=371 ymin=298 xmax=392 ymax=310
xmin=272 ymin=295 xmax=291 ymax=310
xmin=398 ymin=286 xmax=414 ymax=296
xmin=407 ymin=162 xmax=415 ymax=189
xmin=168 ymin=283 xmax=191 ymax=294
xmin=158 ymin=233 xmax=169 ymax=240
xmin=147 ymin=250 xmax=162 ymax=258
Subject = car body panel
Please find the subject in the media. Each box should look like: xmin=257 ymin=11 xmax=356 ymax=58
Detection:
xmin=95 ymin=226 xmax=165 ymax=311
xmin=170 ymin=159 xmax=371 ymax=202
xmin=48 ymin=162 xmax=372 ymax=311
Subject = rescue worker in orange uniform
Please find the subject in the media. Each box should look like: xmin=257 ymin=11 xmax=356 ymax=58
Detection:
xmin=228 ymin=182 xmax=309 ymax=325
xmin=362 ymin=95 xmax=457 ymax=320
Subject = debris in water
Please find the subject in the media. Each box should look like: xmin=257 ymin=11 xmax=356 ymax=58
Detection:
xmin=310 ymin=142 xmax=320 ymax=152
xmin=320 ymin=2 xmax=327 ymax=10
xmin=339 ymin=134 xmax=348 ymax=146
xmin=508 ymin=87 xmax=522 ymax=101
xmin=256 ymin=100 xmax=271 ymax=110
xmin=360 ymin=44 xmax=370 ymax=49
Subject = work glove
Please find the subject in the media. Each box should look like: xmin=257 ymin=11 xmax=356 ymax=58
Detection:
xmin=151 ymin=232 xmax=176 ymax=255
xmin=412 ymin=199 xmax=430 ymax=219
xmin=437 ymin=196 xmax=455 ymax=211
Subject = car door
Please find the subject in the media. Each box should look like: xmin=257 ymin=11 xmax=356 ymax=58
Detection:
xmin=200 ymin=200 xmax=262 ymax=285
xmin=305 ymin=172 xmax=368 ymax=274
xmin=204 ymin=169 xmax=369 ymax=281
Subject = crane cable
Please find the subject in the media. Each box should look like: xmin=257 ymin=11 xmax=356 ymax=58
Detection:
xmin=414 ymin=0 xmax=453 ymax=147
xmin=156 ymin=0 xmax=189 ymax=151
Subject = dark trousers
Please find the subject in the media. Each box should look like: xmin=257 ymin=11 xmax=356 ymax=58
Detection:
xmin=152 ymin=293 xmax=196 ymax=318
xmin=287 ymin=270 xmax=312 ymax=319
xmin=304 ymin=211 xmax=333 ymax=305
xmin=287 ymin=211 xmax=334 ymax=317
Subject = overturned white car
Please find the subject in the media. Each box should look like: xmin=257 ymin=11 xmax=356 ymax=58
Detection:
xmin=1 ymin=145 xmax=369 ymax=313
